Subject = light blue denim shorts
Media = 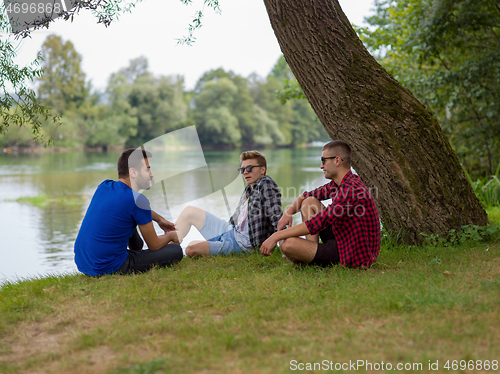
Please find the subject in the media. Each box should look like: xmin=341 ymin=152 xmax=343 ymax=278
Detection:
xmin=198 ymin=211 xmax=244 ymax=256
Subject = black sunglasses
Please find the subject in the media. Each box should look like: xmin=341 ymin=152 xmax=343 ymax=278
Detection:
xmin=238 ymin=165 xmax=263 ymax=174
xmin=321 ymin=156 xmax=343 ymax=164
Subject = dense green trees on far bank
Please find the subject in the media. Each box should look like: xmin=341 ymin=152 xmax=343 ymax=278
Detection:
xmin=0 ymin=35 xmax=327 ymax=150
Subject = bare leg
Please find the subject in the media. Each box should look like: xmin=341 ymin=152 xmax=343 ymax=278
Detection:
xmin=185 ymin=240 xmax=210 ymax=257
xmin=175 ymin=206 xmax=207 ymax=243
xmin=279 ymin=197 xmax=326 ymax=264
xmin=280 ymin=237 xmax=317 ymax=264
xmin=300 ymin=197 xmax=325 ymax=242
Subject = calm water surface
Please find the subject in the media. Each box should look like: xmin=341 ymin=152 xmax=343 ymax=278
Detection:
xmin=0 ymin=148 xmax=328 ymax=283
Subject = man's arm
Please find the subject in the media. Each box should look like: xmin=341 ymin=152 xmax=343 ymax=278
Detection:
xmin=260 ymin=222 xmax=310 ymax=256
xmin=138 ymin=221 xmax=178 ymax=251
xmin=278 ymin=182 xmax=332 ymax=230
xmin=277 ymin=195 xmax=305 ymax=230
xmin=151 ymin=210 xmax=175 ymax=232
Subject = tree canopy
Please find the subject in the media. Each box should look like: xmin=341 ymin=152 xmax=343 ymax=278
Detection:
xmin=0 ymin=0 xmax=144 ymax=141
xmin=38 ymin=35 xmax=88 ymax=114
xmin=358 ymin=0 xmax=500 ymax=178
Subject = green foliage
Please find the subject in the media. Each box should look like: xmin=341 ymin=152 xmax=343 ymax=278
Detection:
xmin=37 ymin=35 xmax=88 ymax=114
xmin=204 ymin=105 xmax=241 ymax=145
xmin=14 ymin=193 xmax=87 ymax=208
xmin=251 ymin=104 xmax=285 ymax=145
xmin=464 ymin=164 xmax=500 ymax=208
xmin=359 ymin=0 xmax=500 ymax=179
xmin=101 ymin=72 xmax=140 ymax=146
xmin=192 ymin=69 xmax=275 ymax=147
xmin=8 ymin=0 xmax=143 ymax=39
xmin=469 ymin=176 xmax=500 ymax=209
xmin=192 ymin=75 xmax=242 ymax=146
xmin=276 ymin=79 xmax=306 ymax=104
xmin=189 ymin=64 xmax=326 ymax=148
xmin=254 ymin=56 xmax=328 ymax=145
xmin=177 ymin=0 xmax=221 ymax=45
xmin=119 ymin=58 xmax=187 ymax=146
xmin=0 ymin=109 xmax=38 ymax=147
xmin=0 ymin=33 xmax=60 ymax=144
xmin=1 ymin=0 xmax=143 ymax=143
xmin=3 ymin=51 xmax=328 ymax=149
xmin=420 ymin=224 xmax=499 ymax=247
xmin=381 ymin=225 xmax=408 ymax=250
xmin=488 ymin=206 xmax=500 ymax=226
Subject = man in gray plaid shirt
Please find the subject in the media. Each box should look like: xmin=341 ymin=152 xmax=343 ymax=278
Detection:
xmin=175 ymin=151 xmax=282 ymax=257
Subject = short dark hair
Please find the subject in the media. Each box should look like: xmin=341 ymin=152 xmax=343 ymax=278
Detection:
xmin=240 ymin=150 xmax=267 ymax=175
xmin=117 ymin=148 xmax=152 ymax=178
xmin=323 ymin=140 xmax=352 ymax=166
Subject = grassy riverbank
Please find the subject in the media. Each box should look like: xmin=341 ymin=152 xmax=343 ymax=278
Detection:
xmin=1 ymin=210 xmax=500 ymax=374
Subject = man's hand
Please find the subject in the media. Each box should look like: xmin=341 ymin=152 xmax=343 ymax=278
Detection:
xmin=157 ymin=217 xmax=175 ymax=232
xmin=167 ymin=231 xmax=180 ymax=244
xmin=277 ymin=195 xmax=304 ymax=231
xmin=151 ymin=211 xmax=175 ymax=232
xmin=260 ymin=234 xmax=278 ymax=256
xmin=277 ymin=214 xmax=293 ymax=231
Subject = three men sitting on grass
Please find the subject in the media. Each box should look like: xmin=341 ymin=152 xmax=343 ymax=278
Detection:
xmin=74 ymin=141 xmax=380 ymax=276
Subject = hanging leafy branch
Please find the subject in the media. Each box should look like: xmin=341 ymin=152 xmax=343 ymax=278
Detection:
xmin=0 ymin=0 xmax=143 ymax=143
xmin=0 ymin=0 xmax=225 ymax=143
xmin=176 ymin=0 xmax=221 ymax=45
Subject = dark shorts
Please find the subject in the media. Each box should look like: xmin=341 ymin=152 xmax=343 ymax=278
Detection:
xmin=309 ymin=224 xmax=340 ymax=267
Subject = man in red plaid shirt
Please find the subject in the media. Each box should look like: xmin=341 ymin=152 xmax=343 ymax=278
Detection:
xmin=260 ymin=140 xmax=381 ymax=268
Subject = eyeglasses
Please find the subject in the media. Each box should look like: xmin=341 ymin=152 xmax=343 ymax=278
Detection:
xmin=321 ymin=156 xmax=343 ymax=164
xmin=238 ymin=165 xmax=263 ymax=174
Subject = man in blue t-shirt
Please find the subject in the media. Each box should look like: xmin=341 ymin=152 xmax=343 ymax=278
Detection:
xmin=74 ymin=148 xmax=183 ymax=276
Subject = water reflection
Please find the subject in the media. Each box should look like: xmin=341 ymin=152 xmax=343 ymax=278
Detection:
xmin=0 ymin=147 xmax=326 ymax=283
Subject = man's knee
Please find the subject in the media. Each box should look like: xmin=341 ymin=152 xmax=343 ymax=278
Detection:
xmin=301 ymin=196 xmax=322 ymax=219
xmin=280 ymin=238 xmax=296 ymax=256
xmin=281 ymin=237 xmax=317 ymax=264
xmin=302 ymin=196 xmax=321 ymax=209
xmin=180 ymin=206 xmax=197 ymax=220
xmin=185 ymin=244 xmax=196 ymax=257
xmin=178 ymin=206 xmax=206 ymax=230
xmin=185 ymin=242 xmax=206 ymax=257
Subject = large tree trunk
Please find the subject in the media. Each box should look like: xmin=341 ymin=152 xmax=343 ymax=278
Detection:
xmin=263 ymin=0 xmax=488 ymax=243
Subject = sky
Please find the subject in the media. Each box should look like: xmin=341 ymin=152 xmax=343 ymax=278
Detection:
xmin=11 ymin=0 xmax=376 ymax=92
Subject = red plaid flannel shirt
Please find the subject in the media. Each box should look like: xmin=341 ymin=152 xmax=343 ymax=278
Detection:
xmin=303 ymin=171 xmax=381 ymax=267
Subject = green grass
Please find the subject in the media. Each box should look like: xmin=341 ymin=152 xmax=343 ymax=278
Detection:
xmin=1 ymin=211 xmax=499 ymax=374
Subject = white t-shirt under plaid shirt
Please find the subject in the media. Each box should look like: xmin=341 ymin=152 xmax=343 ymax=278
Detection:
xmin=234 ymin=201 xmax=252 ymax=250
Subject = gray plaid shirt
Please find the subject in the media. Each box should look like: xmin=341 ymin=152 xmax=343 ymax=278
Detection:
xmin=230 ymin=175 xmax=282 ymax=248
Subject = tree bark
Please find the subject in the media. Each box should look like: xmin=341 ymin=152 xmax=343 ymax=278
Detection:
xmin=263 ymin=0 xmax=488 ymax=243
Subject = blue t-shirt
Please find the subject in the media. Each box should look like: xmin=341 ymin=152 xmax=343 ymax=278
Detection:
xmin=74 ymin=180 xmax=152 ymax=276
